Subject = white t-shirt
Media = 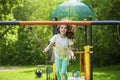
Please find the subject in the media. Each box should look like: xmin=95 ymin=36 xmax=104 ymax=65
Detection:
xmin=50 ymin=34 xmax=73 ymax=60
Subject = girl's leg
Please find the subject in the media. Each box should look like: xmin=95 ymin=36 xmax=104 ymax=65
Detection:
xmin=55 ymin=58 xmax=62 ymax=80
xmin=61 ymin=60 xmax=69 ymax=80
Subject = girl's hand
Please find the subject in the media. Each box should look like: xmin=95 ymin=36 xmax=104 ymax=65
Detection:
xmin=71 ymin=55 xmax=76 ymax=60
xmin=43 ymin=49 xmax=47 ymax=54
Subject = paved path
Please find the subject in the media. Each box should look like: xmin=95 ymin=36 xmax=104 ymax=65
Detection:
xmin=0 ymin=67 xmax=21 ymax=71
xmin=68 ymin=77 xmax=85 ymax=80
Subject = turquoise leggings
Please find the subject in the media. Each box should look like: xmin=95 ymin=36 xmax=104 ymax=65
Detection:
xmin=55 ymin=57 xmax=69 ymax=80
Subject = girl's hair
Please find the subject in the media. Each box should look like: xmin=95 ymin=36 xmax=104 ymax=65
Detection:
xmin=57 ymin=19 xmax=75 ymax=39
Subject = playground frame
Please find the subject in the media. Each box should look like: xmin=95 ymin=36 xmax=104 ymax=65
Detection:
xmin=0 ymin=21 xmax=119 ymax=25
xmin=0 ymin=20 xmax=120 ymax=80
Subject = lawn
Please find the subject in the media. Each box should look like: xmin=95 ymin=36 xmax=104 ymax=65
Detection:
xmin=0 ymin=65 xmax=119 ymax=80
xmin=93 ymin=65 xmax=120 ymax=80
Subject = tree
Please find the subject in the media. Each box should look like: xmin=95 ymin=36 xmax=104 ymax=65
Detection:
xmin=0 ymin=0 xmax=20 ymax=65
xmin=0 ymin=0 xmax=66 ymax=65
xmin=82 ymin=0 xmax=120 ymax=66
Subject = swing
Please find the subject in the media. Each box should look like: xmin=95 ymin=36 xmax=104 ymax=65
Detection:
xmin=28 ymin=26 xmax=54 ymax=79
xmin=0 ymin=25 xmax=12 ymax=38
xmin=28 ymin=26 xmax=46 ymax=49
xmin=102 ymin=25 xmax=120 ymax=45
xmin=116 ymin=25 xmax=120 ymax=45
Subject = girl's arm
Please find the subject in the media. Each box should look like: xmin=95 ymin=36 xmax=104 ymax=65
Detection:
xmin=68 ymin=45 xmax=76 ymax=60
xmin=44 ymin=41 xmax=55 ymax=53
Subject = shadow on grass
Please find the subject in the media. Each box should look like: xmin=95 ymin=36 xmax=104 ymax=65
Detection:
xmin=93 ymin=65 xmax=120 ymax=80
xmin=20 ymin=70 xmax=35 ymax=73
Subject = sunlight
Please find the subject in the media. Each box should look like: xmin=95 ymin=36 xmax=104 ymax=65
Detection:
xmin=69 ymin=0 xmax=79 ymax=3
xmin=94 ymin=72 xmax=107 ymax=76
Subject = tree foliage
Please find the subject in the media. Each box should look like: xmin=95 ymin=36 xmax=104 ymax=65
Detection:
xmin=82 ymin=0 xmax=120 ymax=66
xmin=0 ymin=0 xmax=120 ymax=66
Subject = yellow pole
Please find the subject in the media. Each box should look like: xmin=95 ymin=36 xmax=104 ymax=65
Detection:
xmin=52 ymin=63 xmax=56 ymax=80
xmin=74 ymin=51 xmax=84 ymax=78
xmin=84 ymin=46 xmax=90 ymax=80
xmin=52 ymin=46 xmax=56 ymax=80
xmin=80 ymin=53 xmax=82 ymax=77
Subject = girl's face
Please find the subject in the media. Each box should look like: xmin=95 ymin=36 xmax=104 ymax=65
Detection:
xmin=59 ymin=25 xmax=67 ymax=35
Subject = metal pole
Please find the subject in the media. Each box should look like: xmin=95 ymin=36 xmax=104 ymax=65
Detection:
xmin=52 ymin=17 xmax=58 ymax=80
xmin=0 ymin=27 xmax=11 ymax=38
xmin=84 ymin=25 xmax=87 ymax=45
xmin=53 ymin=17 xmax=58 ymax=34
xmin=84 ymin=25 xmax=88 ymax=80
xmin=80 ymin=53 xmax=82 ymax=77
xmin=0 ymin=21 xmax=119 ymax=25
xmin=89 ymin=17 xmax=93 ymax=80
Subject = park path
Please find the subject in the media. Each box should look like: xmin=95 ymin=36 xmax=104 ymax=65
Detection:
xmin=68 ymin=77 xmax=85 ymax=80
xmin=0 ymin=67 xmax=21 ymax=71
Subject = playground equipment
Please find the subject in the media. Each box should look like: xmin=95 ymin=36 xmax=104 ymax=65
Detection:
xmin=0 ymin=20 xmax=120 ymax=25
xmin=0 ymin=20 xmax=119 ymax=80
xmin=50 ymin=0 xmax=95 ymax=20
xmin=35 ymin=70 xmax=42 ymax=77
xmin=28 ymin=26 xmax=46 ymax=48
xmin=35 ymin=65 xmax=43 ymax=78
xmin=0 ymin=21 xmax=119 ymax=25
xmin=50 ymin=2 xmax=95 ymax=78
xmin=0 ymin=26 xmax=11 ymax=38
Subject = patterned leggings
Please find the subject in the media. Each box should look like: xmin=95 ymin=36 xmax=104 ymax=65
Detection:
xmin=55 ymin=57 xmax=69 ymax=80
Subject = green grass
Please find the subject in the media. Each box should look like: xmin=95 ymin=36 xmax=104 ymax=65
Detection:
xmin=0 ymin=66 xmax=46 ymax=80
xmin=0 ymin=65 xmax=120 ymax=80
xmin=93 ymin=65 xmax=120 ymax=80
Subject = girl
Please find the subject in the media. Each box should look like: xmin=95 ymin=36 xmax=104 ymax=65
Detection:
xmin=43 ymin=20 xmax=75 ymax=80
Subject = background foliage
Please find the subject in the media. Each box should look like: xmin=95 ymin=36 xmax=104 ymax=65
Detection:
xmin=0 ymin=0 xmax=120 ymax=66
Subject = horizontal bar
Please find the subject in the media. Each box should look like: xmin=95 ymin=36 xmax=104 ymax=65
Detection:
xmin=20 ymin=21 xmax=91 ymax=25
xmin=74 ymin=51 xmax=84 ymax=54
xmin=0 ymin=21 xmax=19 ymax=25
xmin=92 ymin=21 xmax=120 ymax=25
xmin=0 ymin=21 xmax=119 ymax=25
